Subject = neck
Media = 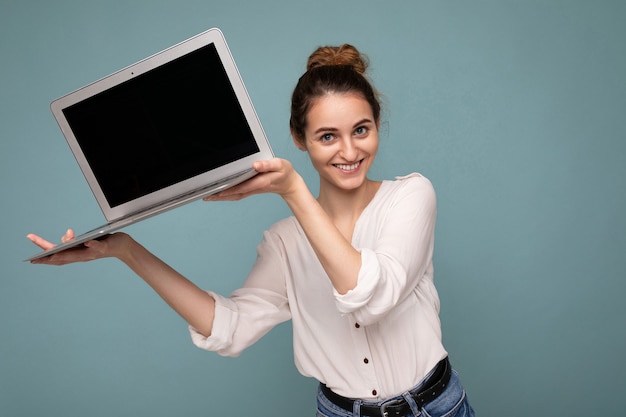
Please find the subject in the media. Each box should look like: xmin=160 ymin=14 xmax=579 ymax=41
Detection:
xmin=317 ymin=178 xmax=381 ymax=223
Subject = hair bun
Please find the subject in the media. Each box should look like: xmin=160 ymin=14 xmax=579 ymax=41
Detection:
xmin=306 ymin=44 xmax=369 ymax=75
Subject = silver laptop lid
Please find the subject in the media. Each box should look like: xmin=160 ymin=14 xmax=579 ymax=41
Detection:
xmin=50 ymin=28 xmax=273 ymax=222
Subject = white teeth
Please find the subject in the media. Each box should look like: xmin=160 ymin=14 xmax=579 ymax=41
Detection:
xmin=335 ymin=162 xmax=360 ymax=171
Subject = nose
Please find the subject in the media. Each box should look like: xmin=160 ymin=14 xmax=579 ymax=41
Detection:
xmin=339 ymin=137 xmax=358 ymax=161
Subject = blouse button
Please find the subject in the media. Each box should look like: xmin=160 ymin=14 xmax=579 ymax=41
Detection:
xmin=355 ymin=323 xmax=360 ymax=329
xmin=363 ymin=358 xmax=369 ymax=364
xmin=372 ymin=389 xmax=377 ymax=396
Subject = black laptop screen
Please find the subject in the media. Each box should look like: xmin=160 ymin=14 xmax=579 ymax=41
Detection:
xmin=62 ymin=43 xmax=259 ymax=208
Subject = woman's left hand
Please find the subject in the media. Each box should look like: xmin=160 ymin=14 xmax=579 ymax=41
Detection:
xmin=204 ymin=158 xmax=305 ymax=201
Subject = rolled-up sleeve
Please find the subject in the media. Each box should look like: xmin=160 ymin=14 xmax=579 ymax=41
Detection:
xmin=189 ymin=291 xmax=239 ymax=352
xmin=333 ymin=174 xmax=437 ymax=325
xmin=189 ymin=230 xmax=292 ymax=357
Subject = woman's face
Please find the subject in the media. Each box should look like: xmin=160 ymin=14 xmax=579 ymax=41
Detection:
xmin=298 ymin=92 xmax=379 ymax=192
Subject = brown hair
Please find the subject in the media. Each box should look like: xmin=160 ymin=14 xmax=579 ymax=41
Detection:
xmin=289 ymin=44 xmax=381 ymax=145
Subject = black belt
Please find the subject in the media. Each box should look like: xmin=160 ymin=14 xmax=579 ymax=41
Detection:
xmin=320 ymin=357 xmax=451 ymax=417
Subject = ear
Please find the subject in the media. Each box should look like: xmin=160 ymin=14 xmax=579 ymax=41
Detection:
xmin=291 ymin=131 xmax=307 ymax=151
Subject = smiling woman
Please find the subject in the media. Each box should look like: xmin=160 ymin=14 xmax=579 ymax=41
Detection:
xmin=297 ymin=93 xmax=380 ymax=196
xmin=28 ymin=43 xmax=474 ymax=417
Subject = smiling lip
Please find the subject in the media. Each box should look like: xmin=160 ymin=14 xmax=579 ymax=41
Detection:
xmin=333 ymin=159 xmax=363 ymax=172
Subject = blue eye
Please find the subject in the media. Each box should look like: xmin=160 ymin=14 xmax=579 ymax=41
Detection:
xmin=354 ymin=126 xmax=368 ymax=136
xmin=321 ymin=133 xmax=334 ymax=142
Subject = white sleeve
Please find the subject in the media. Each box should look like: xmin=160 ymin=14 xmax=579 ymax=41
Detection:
xmin=333 ymin=174 xmax=437 ymax=325
xmin=189 ymin=230 xmax=291 ymax=356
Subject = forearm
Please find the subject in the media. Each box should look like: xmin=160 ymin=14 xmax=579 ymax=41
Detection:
xmin=282 ymin=180 xmax=361 ymax=294
xmin=205 ymin=158 xmax=362 ymax=294
xmin=117 ymin=235 xmax=216 ymax=336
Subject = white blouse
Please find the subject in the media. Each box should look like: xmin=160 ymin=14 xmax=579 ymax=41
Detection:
xmin=190 ymin=173 xmax=447 ymax=400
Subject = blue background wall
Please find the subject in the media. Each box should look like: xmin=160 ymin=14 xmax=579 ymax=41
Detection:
xmin=2 ymin=1 xmax=625 ymax=416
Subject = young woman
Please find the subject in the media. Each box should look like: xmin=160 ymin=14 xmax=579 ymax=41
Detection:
xmin=28 ymin=44 xmax=474 ymax=417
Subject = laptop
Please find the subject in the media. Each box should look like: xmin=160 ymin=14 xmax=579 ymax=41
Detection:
xmin=26 ymin=28 xmax=273 ymax=261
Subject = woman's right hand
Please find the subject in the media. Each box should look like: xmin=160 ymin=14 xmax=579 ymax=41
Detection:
xmin=27 ymin=229 xmax=130 ymax=266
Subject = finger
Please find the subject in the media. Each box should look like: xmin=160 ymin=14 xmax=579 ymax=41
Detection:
xmin=253 ymin=158 xmax=287 ymax=173
xmin=30 ymin=253 xmax=72 ymax=266
xmin=252 ymin=159 xmax=271 ymax=173
xmin=205 ymin=175 xmax=269 ymax=201
xmin=207 ymin=192 xmax=249 ymax=202
xmin=26 ymin=234 xmax=57 ymax=251
xmin=204 ymin=188 xmax=253 ymax=201
xmin=31 ymin=252 xmax=84 ymax=266
xmin=61 ymin=228 xmax=75 ymax=243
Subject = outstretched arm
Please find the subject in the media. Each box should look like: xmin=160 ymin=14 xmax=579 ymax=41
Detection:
xmin=27 ymin=230 xmax=216 ymax=336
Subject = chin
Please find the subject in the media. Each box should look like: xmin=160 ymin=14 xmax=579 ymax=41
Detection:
xmin=333 ymin=174 xmax=369 ymax=191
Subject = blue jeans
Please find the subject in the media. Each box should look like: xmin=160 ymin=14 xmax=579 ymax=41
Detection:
xmin=316 ymin=369 xmax=474 ymax=417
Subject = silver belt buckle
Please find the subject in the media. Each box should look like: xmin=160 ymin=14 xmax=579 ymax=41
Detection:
xmin=380 ymin=399 xmax=404 ymax=417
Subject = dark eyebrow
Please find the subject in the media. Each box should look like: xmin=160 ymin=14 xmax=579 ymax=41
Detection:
xmin=353 ymin=118 xmax=375 ymax=128
xmin=313 ymin=126 xmax=339 ymax=135
xmin=313 ymin=119 xmax=375 ymax=135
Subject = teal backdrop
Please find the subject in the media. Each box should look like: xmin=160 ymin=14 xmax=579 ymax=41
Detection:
xmin=2 ymin=1 xmax=625 ymax=416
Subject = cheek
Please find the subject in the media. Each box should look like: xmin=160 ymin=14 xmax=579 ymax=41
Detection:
xmin=306 ymin=148 xmax=333 ymax=170
xmin=367 ymin=136 xmax=380 ymax=156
